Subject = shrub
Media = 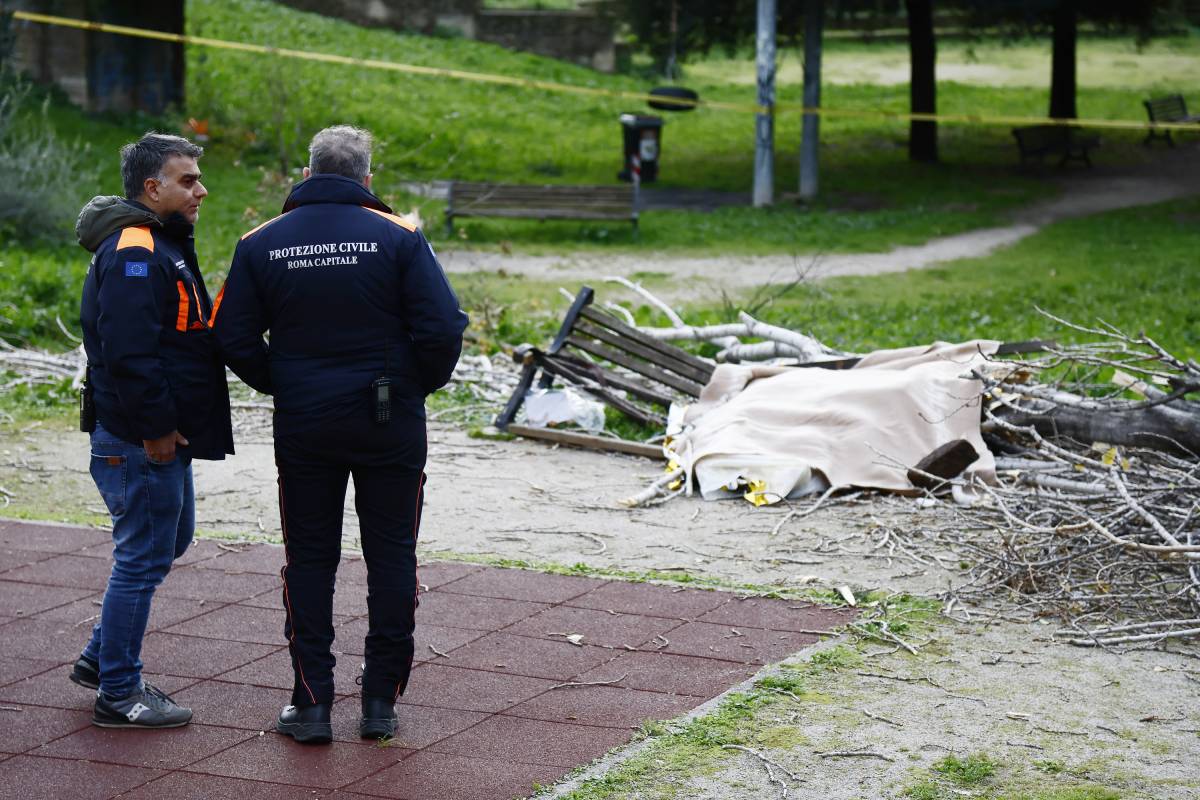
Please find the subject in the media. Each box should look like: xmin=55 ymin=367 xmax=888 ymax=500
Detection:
xmin=0 ymin=62 xmax=98 ymax=245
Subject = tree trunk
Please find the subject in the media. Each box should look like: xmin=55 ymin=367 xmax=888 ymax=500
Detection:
xmin=1049 ymin=0 xmax=1077 ymax=119
xmin=996 ymin=405 xmax=1200 ymax=457
xmin=905 ymin=0 xmax=937 ymax=162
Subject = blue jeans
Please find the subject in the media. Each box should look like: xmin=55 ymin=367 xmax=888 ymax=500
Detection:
xmin=82 ymin=422 xmax=194 ymax=699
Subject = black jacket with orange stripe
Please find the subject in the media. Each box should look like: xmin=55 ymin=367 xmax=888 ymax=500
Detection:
xmin=211 ymin=174 xmax=468 ymax=436
xmin=77 ymin=196 xmax=234 ymax=459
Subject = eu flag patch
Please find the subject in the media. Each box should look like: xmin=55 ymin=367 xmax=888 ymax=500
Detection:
xmin=124 ymin=261 xmax=149 ymax=278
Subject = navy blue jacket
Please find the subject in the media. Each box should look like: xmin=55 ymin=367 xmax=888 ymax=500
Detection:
xmin=78 ymin=197 xmax=234 ymax=460
xmin=212 ymin=174 xmax=468 ymax=435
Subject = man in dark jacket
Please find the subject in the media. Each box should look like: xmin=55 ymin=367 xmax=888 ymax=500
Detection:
xmin=74 ymin=132 xmax=233 ymax=728
xmin=213 ymin=125 xmax=468 ymax=743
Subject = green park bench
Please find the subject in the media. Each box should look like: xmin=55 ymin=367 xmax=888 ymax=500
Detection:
xmin=1143 ymin=94 xmax=1200 ymax=147
xmin=1011 ymin=125 xmax=1100 ymax=167
xmin=444 ymin=181 xmax=638 ymax=237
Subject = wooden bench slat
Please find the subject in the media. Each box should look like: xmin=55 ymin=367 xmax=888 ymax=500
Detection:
xmin=454 ymin=187 xmax=633 ymax=198
xmin=552 ymin=353 xmax=677 ymax=407
xmin=537 ymin=356 xmax=666 ymax=427
xmin=453 ymin=208 xmax=632 ymax=220
xmin=506 ymin=424 xmax=662 ymax=459
xmin=565 ymin=334 xmax=707 ymax=398
xmin=446 ymin=181 xmax=637 ymax=234
xmin=578 ymin=306 xmax=716 ymax=379
xmin=1143 ymin=94 xmax=1199 ymax=146
xmin=574 ymin=318 xmax=715 ymax=386
xmin=455 ymin=193 xmax=632 ymax=203
xmin=1011 ymin=125 xmax=1099 ymax=166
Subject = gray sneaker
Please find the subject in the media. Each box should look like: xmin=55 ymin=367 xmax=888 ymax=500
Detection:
xmin=92 ymin=682 xmax=192 ymax=729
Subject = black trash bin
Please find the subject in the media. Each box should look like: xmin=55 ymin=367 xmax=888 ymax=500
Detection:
xmin=618 ymin=113 xmax=663 ymax=183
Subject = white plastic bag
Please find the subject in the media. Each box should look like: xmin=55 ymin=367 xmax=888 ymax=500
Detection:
xmin=520 ymin=388 xmax=606 ymax=433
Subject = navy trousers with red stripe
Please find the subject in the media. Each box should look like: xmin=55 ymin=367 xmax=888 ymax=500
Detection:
xmin=274 ymin=406 xmax=426 ymax=707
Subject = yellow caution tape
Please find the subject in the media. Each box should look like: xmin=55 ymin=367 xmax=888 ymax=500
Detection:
xmin=743 ymin=479 xmax=773 ymax=507
xmin=12 ymin=9 xmax=1200 ymax=132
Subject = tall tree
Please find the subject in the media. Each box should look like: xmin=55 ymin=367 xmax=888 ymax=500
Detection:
xmin=1048 ymin=0 xmax=1076 ymax=118
xmin=905 ymin=0 xmax=937 ymax=161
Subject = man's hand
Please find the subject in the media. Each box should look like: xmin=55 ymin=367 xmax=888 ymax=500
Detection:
xmin=143 ymin=431 xmax=189 ymax=463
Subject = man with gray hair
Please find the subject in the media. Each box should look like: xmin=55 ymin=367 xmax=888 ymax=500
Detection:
xmin=74 ymin=132 xmax=233 ymax=727
xmin=213 ymin=125 xmax=467 ymax=743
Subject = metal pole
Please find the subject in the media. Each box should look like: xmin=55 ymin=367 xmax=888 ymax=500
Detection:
xmin=753 ymin=0 xmax=776 ymax=207
xmin=799 ymin=0 xmax=823 ymax=200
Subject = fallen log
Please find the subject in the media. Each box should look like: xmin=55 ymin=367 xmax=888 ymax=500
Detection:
xmin=994 ymin=403 xmax=1200 ymax=456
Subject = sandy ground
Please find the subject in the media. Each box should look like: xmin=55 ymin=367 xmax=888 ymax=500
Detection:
xmin=438 ymin=147 xmax=1200 ymax=300
xmin=2 ymin=421 xmax=1197 ymax=799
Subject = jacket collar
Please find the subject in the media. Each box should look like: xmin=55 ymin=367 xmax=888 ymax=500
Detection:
xmin=282 ymin=173 xmax=392 ymax=214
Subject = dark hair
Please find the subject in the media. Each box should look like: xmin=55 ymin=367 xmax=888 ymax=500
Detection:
xmin=120 ymin=132 xmax=203 ymax=200
xmin=308 ymin=125 xmax=372 ymax=182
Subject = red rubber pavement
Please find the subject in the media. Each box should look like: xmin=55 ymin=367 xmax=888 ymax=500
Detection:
xmin=0 ymin=520 xmax=855 ymax=799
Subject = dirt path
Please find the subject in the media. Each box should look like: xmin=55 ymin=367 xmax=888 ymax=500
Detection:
xmin=438 ymin=147 xmax=1200 ymax=298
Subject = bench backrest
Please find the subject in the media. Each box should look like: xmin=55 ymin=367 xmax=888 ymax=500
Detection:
xmin=549 ymin=288 xmax=714 ymax=401
xmin=494 ymin=286 xmax=714 ymax=433
xmin=1144 ymin=94 xmax=1188 ymax=122
xmin=449 ymin=182 xmax=634 ymax=217
xmin=1012 ymin=125 xmax=1070 ymax=149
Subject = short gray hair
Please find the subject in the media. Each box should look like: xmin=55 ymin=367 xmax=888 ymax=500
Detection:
xmin=120 ymin=132 xmax=203 ymax=199
xmin=308 ymin=125 xmax=373 ymax=182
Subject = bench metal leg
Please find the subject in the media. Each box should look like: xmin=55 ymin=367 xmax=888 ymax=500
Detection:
xmin=444 ymin=212 xmax=454 ymax=239
xmin=494 ymin=359 xmax=539 ymax=431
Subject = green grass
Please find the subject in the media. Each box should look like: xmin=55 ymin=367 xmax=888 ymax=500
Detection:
xmin=935 ymin=753 xmax=999 ymax=786
xmin=679 ymin=196 xmax=1200 ymax=360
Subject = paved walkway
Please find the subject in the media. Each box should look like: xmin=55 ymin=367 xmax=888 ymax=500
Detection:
xmin=0 ymin=520 xmax=854 ymax=800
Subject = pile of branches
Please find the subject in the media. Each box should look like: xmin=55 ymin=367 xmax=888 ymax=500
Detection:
xmin=619 ymin=290 xmax=1198 ymax=648
xmin=945 ymin=316 xmax=1200 ymax=649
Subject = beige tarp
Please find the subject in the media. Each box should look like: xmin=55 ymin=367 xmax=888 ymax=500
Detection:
xmin=667 ymin=341 xmax=1000 ymax=503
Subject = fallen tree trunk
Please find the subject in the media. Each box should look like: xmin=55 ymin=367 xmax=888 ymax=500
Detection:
xmin=994 ymin=403 xmax=1200 ymax=456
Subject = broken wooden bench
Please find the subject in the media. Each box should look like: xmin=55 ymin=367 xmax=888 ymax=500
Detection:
xmin=495 ymin=285 xmax=1055 ymax=459
xmin=493 ymin=286 xmax=710 ymax=458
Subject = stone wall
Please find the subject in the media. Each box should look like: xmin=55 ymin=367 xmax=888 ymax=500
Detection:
xmin=9 ymin=0 xmax=184 ymax=114
xmin=475 ymin=9 xmax=615 ymax=72
xmin=275 ymin=0 xmax=616 ymax=73
xmin=275 ymin=0 xmax=481 ymax=37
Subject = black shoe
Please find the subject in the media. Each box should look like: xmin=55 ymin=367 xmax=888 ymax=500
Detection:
xmin=69 ymin=656 xmax=100 ymax=691
xmin=93 ymin=682 xmax=192 ymax=728
xmin=276 ymin=703 xmax=332 ymax=744
xmin=360 ymin=694 xmax=397 ymax=740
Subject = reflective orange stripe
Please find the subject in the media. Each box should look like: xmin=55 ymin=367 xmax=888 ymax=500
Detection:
xmin=363 ymin=206 xmax=416 ymax=231
xmin=208 ymin=284 xmax=226 ymax=326
xmin=189 ymin=282 xmax=208 ymax=329
xmin=116 ymin=226 xmax=154 ymax=252
xmin=240 ymin=213 xmax=286 ymax=240
xmin=175 ymin=281 xmax=189 ymax=332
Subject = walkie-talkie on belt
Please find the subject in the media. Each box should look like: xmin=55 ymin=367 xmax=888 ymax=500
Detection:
xmin=371 ymin=376 xmax=391 ymax=425
xmin=372 ymin=338 xmax=392 ymax=425
xmin=79 ymin=365 xmax=96 ymax=433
